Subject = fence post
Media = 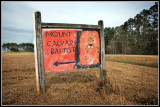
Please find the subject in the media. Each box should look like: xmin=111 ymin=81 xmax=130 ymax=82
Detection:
xmin=98 ymin=20 xmax=106 ymax=79
xmin=33 ymin=11 xmax=45 ymax=94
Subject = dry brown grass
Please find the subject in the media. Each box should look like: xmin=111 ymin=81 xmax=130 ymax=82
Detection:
xmin=2 ymin=52 xmax=158 ymax=105
xmin=106 ymin=54 xmax=158 ymax=68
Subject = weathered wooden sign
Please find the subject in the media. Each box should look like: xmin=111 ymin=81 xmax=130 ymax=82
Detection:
xmin=42 ymin=29 xmax=100 ymax=72
xmin=33 ymin=11 xmax=105 ymax=94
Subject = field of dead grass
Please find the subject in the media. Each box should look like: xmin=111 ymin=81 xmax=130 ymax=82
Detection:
xmin=106 ymin=54 xmax=158 ymax=68
xmin=2 ymin=52 xmax=158 ymax=105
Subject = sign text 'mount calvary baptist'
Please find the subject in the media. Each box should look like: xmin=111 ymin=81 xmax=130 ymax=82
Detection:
xmin=34 ymin=11 xmax=105 ymax=94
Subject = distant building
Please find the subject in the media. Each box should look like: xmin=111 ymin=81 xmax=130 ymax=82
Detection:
xmin=2 ymin=47 xmax=10 ymax=52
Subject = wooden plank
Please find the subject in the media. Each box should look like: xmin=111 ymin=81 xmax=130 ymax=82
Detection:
xmin=41 ymin=23 xmax=101 ymax=29
xmin=33 ymin=11 xmax=45 ymax=94
xmin=33 ymin=12 xmax=39 ymax=94
xmin=98 ymin=20 xmax=106 ymax=79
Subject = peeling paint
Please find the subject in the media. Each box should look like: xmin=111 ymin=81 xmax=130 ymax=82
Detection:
xmin=79 ymin=31 xmax=100 ymax=66
xmin=42 ymin=29 xmax=100 ymax=72
xmin=42 ymin=29 xmax=76 ymax=72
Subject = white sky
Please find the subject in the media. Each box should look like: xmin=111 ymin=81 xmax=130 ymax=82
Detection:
xmin=1 ymin=1 xmax=157 ymax=44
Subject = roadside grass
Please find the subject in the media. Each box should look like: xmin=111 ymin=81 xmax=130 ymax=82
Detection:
xmin=106 ymin=55 xmax=158 ymax=68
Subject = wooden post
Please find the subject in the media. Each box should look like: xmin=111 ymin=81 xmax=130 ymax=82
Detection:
xmin=33 ymin=11 xmax=45 ymax=94
xmin=98 ymin=20 xmax=106 ymax=79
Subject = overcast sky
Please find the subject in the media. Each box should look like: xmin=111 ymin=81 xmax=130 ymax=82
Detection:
xmin=1 ymin=1 xmax=156 ymax=44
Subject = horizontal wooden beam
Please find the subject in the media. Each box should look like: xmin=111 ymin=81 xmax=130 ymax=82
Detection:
xmin=41 ymin=23 xmax=101 ymax=29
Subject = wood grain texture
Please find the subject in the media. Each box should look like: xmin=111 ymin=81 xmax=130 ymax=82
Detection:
xmin=41 ymin=23 xmax=101 ymax=29
xmin=98 ymin=20 xmax=106 ymax=79
xmin=33 ymin=11 xmax=45 ymax=94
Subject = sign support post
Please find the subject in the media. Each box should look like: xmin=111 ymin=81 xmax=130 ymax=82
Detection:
xmin=98 ymin=20 xmax=106 ymax=80
xmin=33 ymin=11 xmax=45 ymax=94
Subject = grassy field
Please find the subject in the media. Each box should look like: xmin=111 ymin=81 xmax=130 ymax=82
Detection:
xmin=106 ymin=54 xmax=158 ymax=68
xmin=2 ymin=52 xmax=158 ymax=105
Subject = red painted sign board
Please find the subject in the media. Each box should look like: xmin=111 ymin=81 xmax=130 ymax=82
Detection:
xmin=42 ymin=29 xmax=76 ymax=72
xmin=42 ymin=29 xmax=100 ymax=72
xmin=79 ymin=31 xmax=100 ymax=66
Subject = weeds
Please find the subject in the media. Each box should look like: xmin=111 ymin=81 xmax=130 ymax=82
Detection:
xmin=134 ymin=95 xmax=158 ymax=105
xmin=8 ymin=81 xmax=15 ymax=85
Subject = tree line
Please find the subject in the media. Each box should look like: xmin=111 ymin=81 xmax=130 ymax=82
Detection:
xmin=105 ymin=2 xmax=158 ymax=55
xmin=2 ymin=43 xmax=34 ymax=52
